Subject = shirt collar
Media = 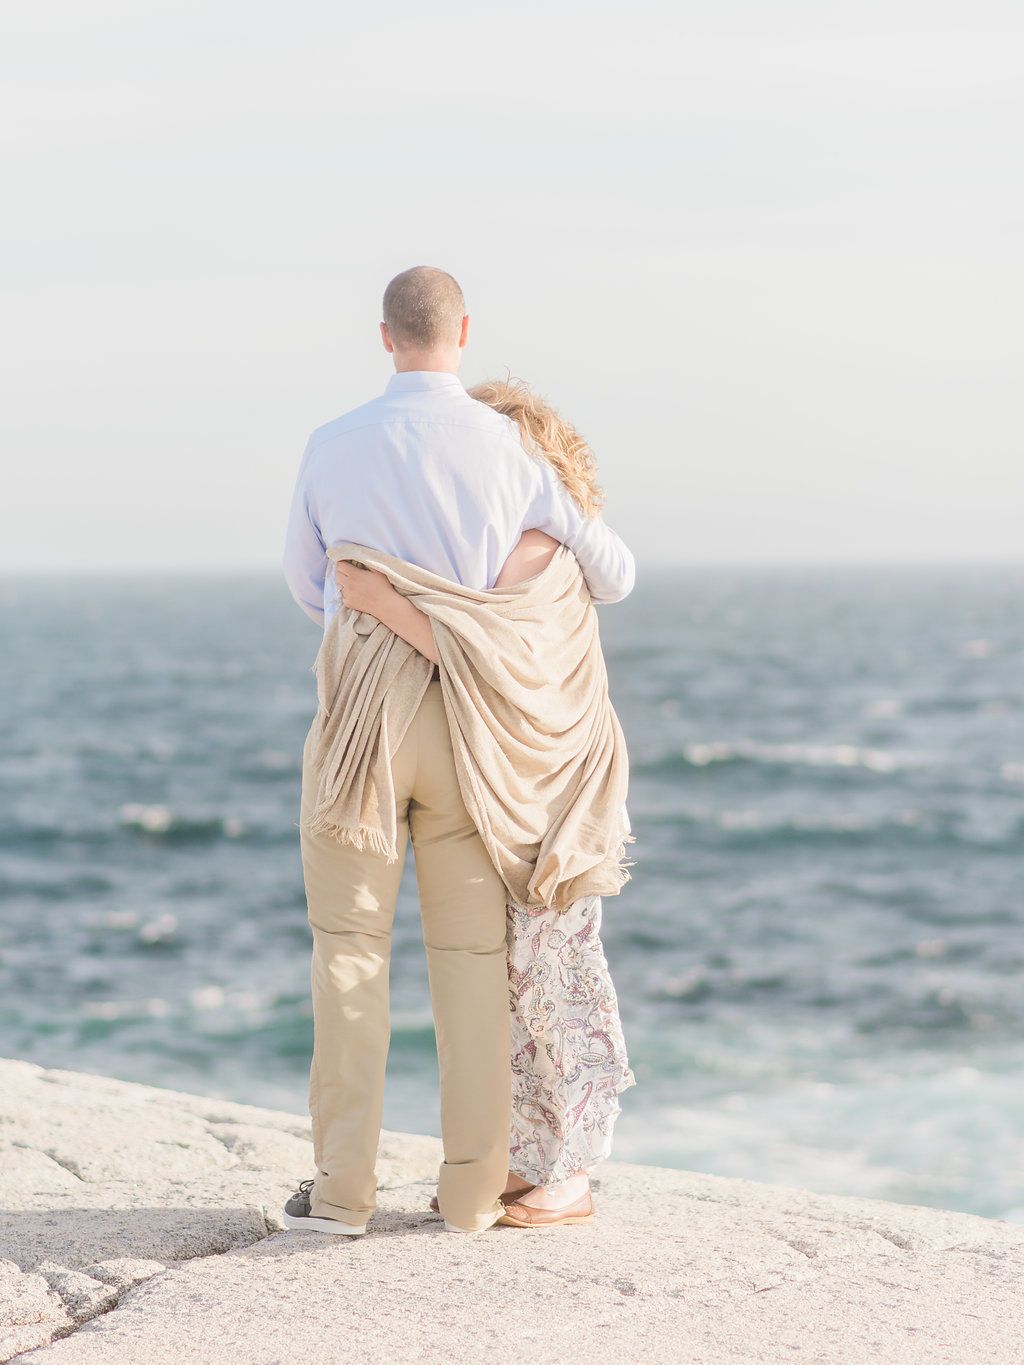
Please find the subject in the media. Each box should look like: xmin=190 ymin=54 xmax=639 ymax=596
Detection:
xmin=385 ymin=370 xmax=465 ymax=395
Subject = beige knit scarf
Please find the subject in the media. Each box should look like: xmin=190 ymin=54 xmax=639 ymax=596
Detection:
xmin=303 ymin=543 xmax=631 ymax=912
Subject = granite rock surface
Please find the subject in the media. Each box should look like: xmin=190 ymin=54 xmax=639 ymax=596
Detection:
xmin=2 ymin=1058 xmax=1022 ymax=1364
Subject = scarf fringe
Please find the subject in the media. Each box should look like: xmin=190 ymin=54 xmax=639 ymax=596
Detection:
xmin=301 ymin=817 xmax=399 ymax=864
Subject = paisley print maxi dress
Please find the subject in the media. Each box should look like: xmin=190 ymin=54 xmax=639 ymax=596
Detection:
xmin=507 ymin=895 xmax=635 ymax=1185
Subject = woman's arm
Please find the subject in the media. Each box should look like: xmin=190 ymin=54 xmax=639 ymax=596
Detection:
xmin=334 ymin=562 xmax=439 ymax=665
xmin=333 ymin=530 xmax=561 ymax=665
xmin=493 ymin=529 xmax=559 ymax=589
xmin=526 ymin=470 xmax=634 ymax=603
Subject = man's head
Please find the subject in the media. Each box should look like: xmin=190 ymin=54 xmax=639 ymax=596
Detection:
xmin=381 ymin=267 xmax=469 ymax=373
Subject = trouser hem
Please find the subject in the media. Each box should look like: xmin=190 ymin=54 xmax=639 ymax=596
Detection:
xmin=440 ymin=1202 xmax=504 ymax=1234
xmin=310 ymin=1189 xmax=371 ymax=1226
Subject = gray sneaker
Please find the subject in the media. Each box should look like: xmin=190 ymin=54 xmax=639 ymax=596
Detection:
xmin=282 ymin=1179 xmax=366 ymax=1236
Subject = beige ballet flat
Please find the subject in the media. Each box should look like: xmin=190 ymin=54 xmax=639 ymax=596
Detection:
xmin=497 ymin=1189 xmax=595 ymax=1228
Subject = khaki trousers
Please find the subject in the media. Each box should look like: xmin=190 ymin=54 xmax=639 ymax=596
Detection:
xmin=300 ymin=682 xmax=511 ymax=1233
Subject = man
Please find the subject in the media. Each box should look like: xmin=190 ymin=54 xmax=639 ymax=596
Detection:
xmin=282 ymin=266 xmax=635 ymax=1235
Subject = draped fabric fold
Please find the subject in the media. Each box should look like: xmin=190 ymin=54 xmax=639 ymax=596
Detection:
xmin=304 ymin=543 xmax=631 ymax=912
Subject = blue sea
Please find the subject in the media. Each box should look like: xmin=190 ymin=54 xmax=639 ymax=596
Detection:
xmin=2 ymin=567 xmax=1023 ymax=1220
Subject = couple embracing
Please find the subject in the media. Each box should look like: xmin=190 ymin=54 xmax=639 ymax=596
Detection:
xmin=281 ymin=267 xmax=635 ymax=1236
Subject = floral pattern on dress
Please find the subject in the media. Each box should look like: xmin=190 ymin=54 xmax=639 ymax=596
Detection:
xmin=507 ymin=894 xmax=635 ymax=1186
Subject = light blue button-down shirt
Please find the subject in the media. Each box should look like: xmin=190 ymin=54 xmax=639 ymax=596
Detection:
xmin=283 ymin=371 xmax=636 ymax=627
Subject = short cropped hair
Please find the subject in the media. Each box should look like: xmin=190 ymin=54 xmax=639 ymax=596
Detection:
xmin=382 ymin=267 xmax=466 ymax=349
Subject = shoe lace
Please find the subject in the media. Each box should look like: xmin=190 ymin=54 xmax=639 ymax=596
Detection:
xmin=296 ymin=1179 xmax=314 ymax=1196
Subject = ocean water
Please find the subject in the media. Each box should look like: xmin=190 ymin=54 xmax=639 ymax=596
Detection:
xmin=2 ymin=567 xmax=1022 ymax=1220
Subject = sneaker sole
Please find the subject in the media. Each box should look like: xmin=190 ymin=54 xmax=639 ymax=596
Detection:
xmin=282 ymin=1211 xmax=366 ymax=1236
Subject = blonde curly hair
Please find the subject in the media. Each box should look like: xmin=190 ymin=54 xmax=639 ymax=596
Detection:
xmin=468 ymin=377 xmax=604 ymax=517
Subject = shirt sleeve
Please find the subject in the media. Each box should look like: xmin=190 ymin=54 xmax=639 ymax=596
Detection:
xmin=525 ymin=467 xmax=636 ymax=604
xmin=283 ymin=443 xmax=329 ymax=627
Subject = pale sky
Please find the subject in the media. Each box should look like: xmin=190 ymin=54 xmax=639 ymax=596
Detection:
xmin=2 ymin=0 xmax=1021 ymax=570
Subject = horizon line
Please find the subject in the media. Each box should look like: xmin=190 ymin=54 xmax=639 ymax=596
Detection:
xmin=2 ymin=557 xmax=1023 ymax=577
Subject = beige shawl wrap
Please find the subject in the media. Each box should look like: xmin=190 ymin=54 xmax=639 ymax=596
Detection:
xmin=303 ymin=543 xmax=631 ymax=913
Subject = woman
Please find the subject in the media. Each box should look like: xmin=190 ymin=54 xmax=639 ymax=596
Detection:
xmin=333 ymin=379 xmax=634 ymax=1226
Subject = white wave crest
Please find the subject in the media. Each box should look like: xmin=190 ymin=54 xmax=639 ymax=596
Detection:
xmin=683 ymin=740 xmax=923 ymax=773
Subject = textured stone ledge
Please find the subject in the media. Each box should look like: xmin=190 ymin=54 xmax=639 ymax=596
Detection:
xmin=2 ymin=1058 xmax=1022 ymax=1364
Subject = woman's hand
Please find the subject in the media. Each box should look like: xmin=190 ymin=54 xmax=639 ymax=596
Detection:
xmin=334 ymin=561 xmax=402 ymax=620
xmin=333 ymin=559 xmax=440 ymax=664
